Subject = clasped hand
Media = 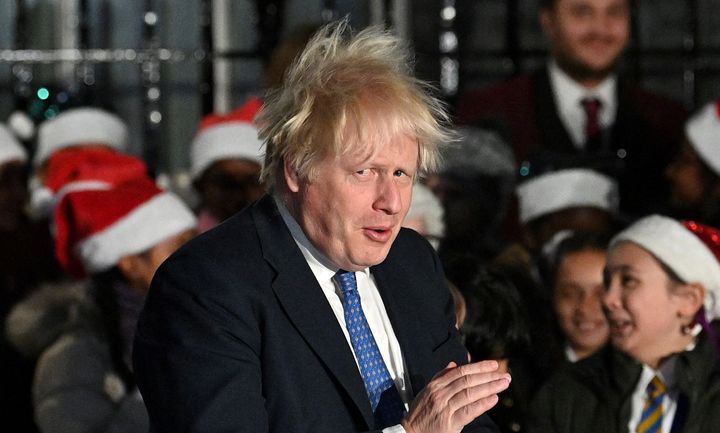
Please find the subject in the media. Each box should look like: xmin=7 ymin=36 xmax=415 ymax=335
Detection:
xmin=401 ymin=360 xmax=511 ymax=433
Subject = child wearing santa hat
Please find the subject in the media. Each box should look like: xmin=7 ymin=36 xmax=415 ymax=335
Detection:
xmin=530 ymin=214 xmax=720 ymax=433
xmin=190 ymin=97 xmax=266 ymax=232
xmin=6 ymin=152 xmax=196 ymax=433
xmin=28 ymin=107 xmax=129 ymax=218
xmin=516 ymin=167 xmax=620 ymax=252
xmin=666 ymin=100 xmax=720 ymax=227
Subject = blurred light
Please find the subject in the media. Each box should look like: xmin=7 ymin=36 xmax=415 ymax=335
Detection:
xmin=441 ymin=6 xmax=456 ymax=21
xmin=37 ymin=87 xmax=50 ymax=100
xmin=519 ymin=166 xmax=530 ymax=177
xmin=440 ymin=57 xmax=458 ymax=95
xmin=617 ymin=148 xmax=627 ymax=159
xmin=144 ymin=12 xmax=158 ymax=26
xmin=440 ymin=31 xmax=458 ymax=52
xmin=44 ymin=105 xmax=60 ymax=119
xmin=147 ymin=87 xmax=160 ymax=101
xmin=57 ymin=92 xmax=69 ymax=104
xmin=149 ymin=111 xmax=162 ymax=124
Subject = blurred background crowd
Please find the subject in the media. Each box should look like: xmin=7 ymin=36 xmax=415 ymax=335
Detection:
xmin=1 ymin=1 xmax=720 ymax=432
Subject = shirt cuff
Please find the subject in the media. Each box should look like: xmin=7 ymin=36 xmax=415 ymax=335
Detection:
xmin=382 ymin=424 xmax=406 ymax=433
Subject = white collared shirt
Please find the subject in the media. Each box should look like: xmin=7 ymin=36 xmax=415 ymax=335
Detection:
xmin=548 ymin=61 xmax=618 ymax=149
xmin=564 ymin=344 xmax=579 ymax=363
xmin=275 ymin=197 xmax=409 ymax=433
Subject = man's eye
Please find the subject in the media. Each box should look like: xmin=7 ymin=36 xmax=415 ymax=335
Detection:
xmin=356 ymin=169 xmax=370 ymax=176
xmin=393 ymin=170 xmax=407 ymax=177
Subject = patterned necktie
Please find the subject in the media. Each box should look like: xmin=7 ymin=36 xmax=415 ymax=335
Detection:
xmin=581 ymin=97 xmax=603 ymax=151
xmin=637 ymin=375 xmax=667 ymax=433
xmin=334 ymin=270 xmax=407 ymax=428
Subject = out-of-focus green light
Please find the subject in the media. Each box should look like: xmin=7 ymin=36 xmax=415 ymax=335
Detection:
xmin=37 ymin=87 xmax=50 ymax=100
xmin=519 ymin=166 xmax=530 ymax=177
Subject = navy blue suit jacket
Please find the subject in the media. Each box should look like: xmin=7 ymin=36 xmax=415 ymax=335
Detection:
xmin=134 ymin=195 xmax=498 ymax=433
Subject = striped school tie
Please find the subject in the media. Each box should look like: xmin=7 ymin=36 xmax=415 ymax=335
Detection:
xmin=637 ymin=375 xmax=666 ymax=433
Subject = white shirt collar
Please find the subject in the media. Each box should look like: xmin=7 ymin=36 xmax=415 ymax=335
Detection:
xmin=273 ymin=195 xmax=371 ymax=284
xmin=548 ymin=60 xmax=618 ymax=147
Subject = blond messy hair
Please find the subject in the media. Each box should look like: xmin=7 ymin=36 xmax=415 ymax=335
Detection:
xmin=256 ymin=19 xmax=454 ymax=191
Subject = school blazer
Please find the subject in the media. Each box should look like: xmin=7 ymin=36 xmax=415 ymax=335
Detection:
xmin=133 ymin=194 xmax=498 ymax=433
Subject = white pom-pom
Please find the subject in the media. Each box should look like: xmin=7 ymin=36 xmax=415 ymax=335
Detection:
xmin=8 ymin=111 xmax=36 ymax=141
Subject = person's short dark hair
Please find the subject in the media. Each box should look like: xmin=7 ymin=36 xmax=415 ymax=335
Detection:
xmin=547 ymin=230 xmax=613 ymax=288
xmin=460 ymin=267 xmax=531 ymax=361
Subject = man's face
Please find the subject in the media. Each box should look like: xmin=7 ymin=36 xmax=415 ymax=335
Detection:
xmin=285 ymin=135 xmax=418 ymax=271
xmin=542 ymin=0 xmax=630 ymax=83
xmin=198 ymin=159 xmax=264 ymax=221
xmin=665 ymin=140 xmax=715 ymax=210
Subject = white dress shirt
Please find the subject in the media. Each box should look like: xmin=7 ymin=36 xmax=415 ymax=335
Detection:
xmin=275 ymin=197 xmax=409 ymax=433
xmin=548 ymin=61 xmax=618 ymax=149
xmin=626 ymin=334 xmax=700 ymax=433
xmin=627 ymin=359 xmax=679 ymax=433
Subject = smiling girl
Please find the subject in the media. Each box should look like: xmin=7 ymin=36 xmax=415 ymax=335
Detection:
xmin=529 ymin=214 xmax=720 ymax=433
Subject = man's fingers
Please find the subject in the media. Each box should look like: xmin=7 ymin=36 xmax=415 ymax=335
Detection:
xmin=452 ymin=393 xmax=501 ymax=428
xmin=447 ymin=376 xmax=511 ymax=412
xmin=430 ymin=360 xmax=499 ymax=388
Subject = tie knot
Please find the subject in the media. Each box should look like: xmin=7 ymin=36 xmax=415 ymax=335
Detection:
xmin=581 ymin=97 xmax=602 ymax=114
xmin=647 ymin=375 xmax=667 ymax=398
xmin=334 ymin=270 xmax=357 ymax=295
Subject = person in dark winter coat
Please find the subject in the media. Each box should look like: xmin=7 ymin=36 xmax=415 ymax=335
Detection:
xmin=529 ymin=215 xmax=720 ymax=433
xmin=6 ymin=151 xmax=196 ymax=433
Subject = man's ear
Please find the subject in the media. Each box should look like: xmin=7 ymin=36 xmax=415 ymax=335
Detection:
xmin=675 ymin=282 xmax=705 ymax=319
xmin=283 ymin=158 xmax=300 ymax=193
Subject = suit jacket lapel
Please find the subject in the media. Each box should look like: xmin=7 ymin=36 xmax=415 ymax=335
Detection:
xmin=371 ymin=259 xmax=431 ymax=397
xmin=251 ymin=196 xmax=374 ymax=428
xmin=532 ymin=67 xmax=576 ymax=154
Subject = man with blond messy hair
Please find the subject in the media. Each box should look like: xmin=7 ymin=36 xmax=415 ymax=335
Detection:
xmin=134 ymin=21 xmax=508 ymax=433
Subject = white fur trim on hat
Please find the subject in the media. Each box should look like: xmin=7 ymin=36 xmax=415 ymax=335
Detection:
xmin=405 ymin=183 xmax=444 ymax=250
xmin=77 ymin=192 xmax=196 ymax=273
xmin=30 ymin=180 xmax=111 ymax=222
xmin=610 ymin=214 xmax=720 ymax=320
xmin=0 ymin=124 xmax=27 ymax=165
xmin=190 ymin=123 xmax=263 ymax=180
xmin=516 ymin=168 xmax=619 ymax=224
xmin=686 ymin=101 xmax=720 ymax=176
xmin=35 ymin=108 xmax=128 ymax=166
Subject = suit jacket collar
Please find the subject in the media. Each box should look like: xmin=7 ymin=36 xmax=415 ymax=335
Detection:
xmin=250 ymin=195 xmax=378 ymax=429
xmin=532 ymin=67 xmax=576 ymax=154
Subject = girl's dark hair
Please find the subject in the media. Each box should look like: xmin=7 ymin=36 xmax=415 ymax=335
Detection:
xmin=90 ymin=267 xmax=136 ymax=389
xmin=547 ymin=230 xmax=614 ymax=289
xmin=461 ymin=267 xmax=531 ymax=360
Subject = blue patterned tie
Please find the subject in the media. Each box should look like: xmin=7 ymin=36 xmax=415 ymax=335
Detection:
xmin=334 ymin=270 xmax=407 ymax=428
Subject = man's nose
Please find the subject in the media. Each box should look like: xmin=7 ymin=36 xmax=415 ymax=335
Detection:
xmin=374 ymin=176 xmax=403 ymax=215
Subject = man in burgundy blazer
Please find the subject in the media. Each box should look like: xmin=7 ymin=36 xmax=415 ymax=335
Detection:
xmin=458 ymin=0 xmax=687 ymax=218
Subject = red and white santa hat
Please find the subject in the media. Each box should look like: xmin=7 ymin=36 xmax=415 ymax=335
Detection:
xmin=610 ymin=214 xmax=720 ymax=320
xmin=0 ymin=123 xmax=27 ymax=165
xmin=190 ymin=97 xmax=264 ymax=180
xmin=29 ymin=147 xmax=148 ymax=218
xmin=34 ymin=107 xmax=128 ymax=167
xmin=516 ymin=168 xmax=619 ymax=224
xmin=686 ymin=100 xmax=720 ymax=176
xmin=54 ymin=175 xmax=196 ymax=277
